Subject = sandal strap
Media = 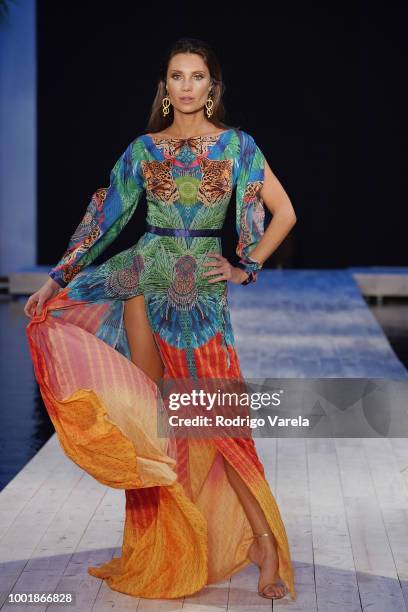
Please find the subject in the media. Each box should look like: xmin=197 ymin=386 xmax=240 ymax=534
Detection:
xmin=259 ymin=581 xmax=287 ymax=592
xmin=253 ymin=531 xmax=272 ymax=538
xmin=258 ymin=583 xmax=287 ymax=599
xmin=260 ymin=580 xmax=286 ymax=588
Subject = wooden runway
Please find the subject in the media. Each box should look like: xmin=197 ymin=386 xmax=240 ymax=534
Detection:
xmin=1 ymin=270 xmax=408 ymax=610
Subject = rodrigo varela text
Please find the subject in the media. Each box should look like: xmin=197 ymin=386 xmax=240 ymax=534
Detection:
xmin=167 ymin=415 xmax=310 ymax=428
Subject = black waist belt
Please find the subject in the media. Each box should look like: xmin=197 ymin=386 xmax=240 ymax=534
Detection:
xmin=146 ymin=224 xmax=222 ymax=237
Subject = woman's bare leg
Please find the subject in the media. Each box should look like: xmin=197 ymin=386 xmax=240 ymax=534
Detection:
xmin=222 ymin=456 xmax=286 ymax=598
xmin=123 ymin=295 xmax=165 ymax=385
xmin=123 ymin=296 xmax=284 ymax=597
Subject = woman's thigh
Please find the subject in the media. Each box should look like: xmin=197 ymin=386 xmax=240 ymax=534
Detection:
xmin=123 ymin=294 xmax=165 ymax=385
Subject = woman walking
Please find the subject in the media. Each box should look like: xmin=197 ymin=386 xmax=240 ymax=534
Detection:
xmin=24 ymin=37 xmax=297 ymax=601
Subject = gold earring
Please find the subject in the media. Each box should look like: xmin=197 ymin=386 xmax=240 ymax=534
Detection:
xmin=205 ymin=94 xmax=214 ymax=118
xmin=162 ymin=94 xmax=171 ymax=116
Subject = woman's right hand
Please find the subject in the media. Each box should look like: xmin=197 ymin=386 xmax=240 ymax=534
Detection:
xmin=24 ymin=277 xmax=61 ymax=318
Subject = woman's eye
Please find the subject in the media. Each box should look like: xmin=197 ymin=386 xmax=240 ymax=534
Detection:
xmin=171 ymin=75 xmax=204 ymax=80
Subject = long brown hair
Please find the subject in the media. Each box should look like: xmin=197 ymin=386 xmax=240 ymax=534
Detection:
xmin=145 ymin=37 xmax=238 ymax=134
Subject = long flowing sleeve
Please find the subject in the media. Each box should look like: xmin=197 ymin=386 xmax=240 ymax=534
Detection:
xmin=48 ymin=137 xmax=145 ymax=288
xmin=235 ymin=131 xmax=266 ymax=281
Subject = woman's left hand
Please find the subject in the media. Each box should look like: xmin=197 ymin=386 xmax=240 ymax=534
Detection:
xmin=202 ymin=252 xmax=249 ymax=285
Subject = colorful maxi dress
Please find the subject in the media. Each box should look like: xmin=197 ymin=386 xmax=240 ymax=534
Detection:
xmin=25 ymin=128 xmax=297 ymax=601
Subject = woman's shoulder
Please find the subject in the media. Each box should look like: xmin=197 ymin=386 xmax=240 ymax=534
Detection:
xmin=232 ymin=129 xmax=261 ymax=157
xmin=123 ymin=134 xmax=151 ymax=158
xmin=232 ymin=128 xmax=258 ymax=146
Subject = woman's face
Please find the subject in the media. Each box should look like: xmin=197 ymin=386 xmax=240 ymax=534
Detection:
xmin=165 ymin=52 xmax=212 ymax=116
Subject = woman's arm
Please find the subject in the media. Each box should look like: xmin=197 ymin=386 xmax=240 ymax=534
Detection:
xmin=49 ymin=138 xmax=145 ymax=288
xmin=247 ymin=158 xmax=297 ymax=266
xmin=234 ymin=131 xmax=296 ymax=284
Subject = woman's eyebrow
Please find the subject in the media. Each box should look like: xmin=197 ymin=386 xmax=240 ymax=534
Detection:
xmin=170 ymin=70 xmax=205 ymax=74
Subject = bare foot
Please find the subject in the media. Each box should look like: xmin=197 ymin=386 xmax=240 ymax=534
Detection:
xmin=247 ymin=532 xmax=288 ymax=599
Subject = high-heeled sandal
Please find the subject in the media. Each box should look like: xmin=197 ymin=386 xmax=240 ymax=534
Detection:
xmin=248 ymin=531 xmax=289 ymax=600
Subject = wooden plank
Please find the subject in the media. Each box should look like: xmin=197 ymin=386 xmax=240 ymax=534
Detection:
xmin=275 ymin=438 xmax=317 ymax=611
xmin=226 ymin=566 xmax=271 ymax=612
xmin=181 ymin=579 xmax=229 ymax=611
xmin=1 ymin=470 xmax=107 ymax=612
xmin=390 ymin=438 xmax=408 ymax=491
xmin=336 ymin=438 xmax=407 ymax=611
xmin=0 ymin=448 xmax=84 ymax=610
xmin=363 ymin=438 xmax=408 ymax=610
xmin=0 ymin=436 xmax=66 ymax=540
xmin=308 ymin=438 xmax=361 ymax=611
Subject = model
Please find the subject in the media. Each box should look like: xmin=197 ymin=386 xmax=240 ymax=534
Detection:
xmin=24 ymin=37 xmax=297 ymax=601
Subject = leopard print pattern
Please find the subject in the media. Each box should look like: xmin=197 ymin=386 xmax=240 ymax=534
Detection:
xmin=237 ymin=180 xmax=265 ymax=259
xmin=236 ymin=203 xmax=252 ymax=259
xmin=49 ymin=188 xmax=110 ymax=287
xmin=67 ymin=224 xmax=101 ymax=252
xmin=56 ymin=188 xmax=107 ymax=278
xmin=57 ymin=230 xmax=99 ymax=285
xmin=148 ymin=134 xmax=225 ymax=158
xmin=141 ymin=159 xmax=180 ymax=205
xmin=197 ymin=157 xmax=233 ymax=207
xmin=243 ymin=180 xmax=264 ymax=203
xmin=68 ymin=189 xmax=106 ymax=245
xmin=62 ymin=263 xmax=85 ymax=286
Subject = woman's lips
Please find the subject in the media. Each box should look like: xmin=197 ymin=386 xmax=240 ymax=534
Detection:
xmin=180 ymin=97 xmax=194 ymax=102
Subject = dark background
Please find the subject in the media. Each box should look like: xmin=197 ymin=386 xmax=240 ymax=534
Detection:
xmin=37 ymin=2 xmax=408 ymax=271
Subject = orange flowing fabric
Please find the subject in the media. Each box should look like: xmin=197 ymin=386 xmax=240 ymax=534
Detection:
xmin=26 ymin=129 xmax=296 ymax=600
